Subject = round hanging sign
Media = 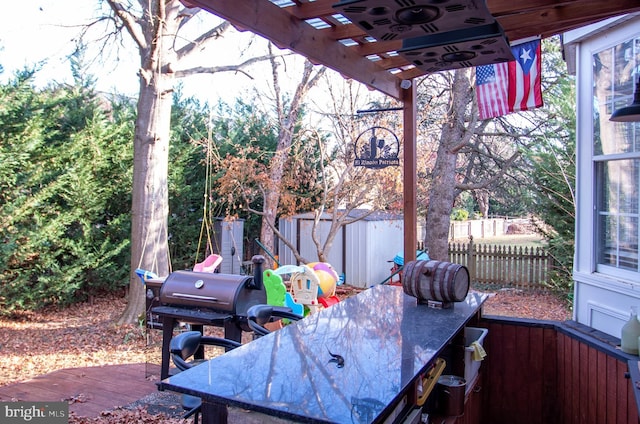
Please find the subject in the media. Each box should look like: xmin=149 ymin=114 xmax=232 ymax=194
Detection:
xmin=353 ymin=126 xmax=400 ymax=169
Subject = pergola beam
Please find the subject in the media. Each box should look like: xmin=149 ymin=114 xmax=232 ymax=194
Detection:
xmin=184 ymin=0 xmax=403 ymax=99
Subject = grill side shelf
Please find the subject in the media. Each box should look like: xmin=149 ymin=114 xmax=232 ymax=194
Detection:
xmin=151 ymin=306 xmax=233 ymax=322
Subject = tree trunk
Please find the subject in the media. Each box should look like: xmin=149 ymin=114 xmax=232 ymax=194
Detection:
xmin=260 ymin=175 xmax=282 ymax=267
xmin=423 ymin=69 xmax=474 ymax=261
xmin=474 ymin=189 xmax=490 ymax=218
xmin=117 ymin=2 xmax=178 ymax=325
xmin=105 ymin=0 xmax=270 ymax=323
xmin=424 ymin=138 xmax=458 ymax=260
xmin=259 ymin=109 xmax=292 ymax=266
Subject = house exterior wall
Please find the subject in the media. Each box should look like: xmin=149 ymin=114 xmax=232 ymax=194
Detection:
xmin=566 ymin=15 xmax=640 ymax=337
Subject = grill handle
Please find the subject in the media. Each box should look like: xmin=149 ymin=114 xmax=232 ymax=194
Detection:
xmin=172 ymin=293 xmax=219 ymax=302
xmin=249 ymin=255 xmax=266 ymax=290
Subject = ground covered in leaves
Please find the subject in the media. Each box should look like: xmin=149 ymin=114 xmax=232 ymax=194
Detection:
xmin=0 ymin=287 xmax=571 ymax=423
xmin=481 ymin=288 xmax=571 ymax=321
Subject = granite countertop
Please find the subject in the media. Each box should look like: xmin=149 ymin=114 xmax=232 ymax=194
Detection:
xmin=161 ymin=284 xmax=487 ymax=423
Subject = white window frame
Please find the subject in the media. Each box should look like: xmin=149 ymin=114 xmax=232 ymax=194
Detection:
xmin=574 ymin=16 xmax=640 ymax=287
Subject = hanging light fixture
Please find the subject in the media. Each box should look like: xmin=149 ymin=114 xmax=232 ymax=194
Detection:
xmin=397 ymin=22 xmax=514 ymax=73
xmin=610 ymin=77 xmax=640 ymax=122
xmin=332 ymin=0 xmax=495 ymax=41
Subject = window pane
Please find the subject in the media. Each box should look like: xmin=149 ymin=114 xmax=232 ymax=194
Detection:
xmin=619 ymin=216 xmax=639 ymax=270
xmin=596 ymin=160 xmax=640 ymax=271
xmin=593 ymin=36 xmax=640 ymax=155
xmin=594 ymin=34 xmax=640 ymax=275
xmin=620 ymin=161 xmax=639 ymax=215
xmin=597 ymin=214 xmax=617 ymax=266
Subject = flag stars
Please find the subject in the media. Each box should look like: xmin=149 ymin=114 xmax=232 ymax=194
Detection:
xmin=520 ymin=48 xmax=532 ymax=63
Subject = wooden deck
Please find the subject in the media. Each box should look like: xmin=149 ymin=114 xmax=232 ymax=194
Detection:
xmin=0 ymin=363 xmax=162 ymax=418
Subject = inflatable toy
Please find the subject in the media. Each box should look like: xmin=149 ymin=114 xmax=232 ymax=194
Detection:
xmin=306 ymin=262 xmax=339 ymax=298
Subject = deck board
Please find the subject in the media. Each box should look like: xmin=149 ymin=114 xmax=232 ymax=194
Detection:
xmin=0 ymin=363 xmax=161 ymax=418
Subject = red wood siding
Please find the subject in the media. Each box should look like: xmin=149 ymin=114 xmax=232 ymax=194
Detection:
xmin=479 ymin=318 xmax=638 ymax=424
xmin=556 ymin=331 xmax=639 ymax=424
xmin=480 ymin=320 xmax=559 ymax=424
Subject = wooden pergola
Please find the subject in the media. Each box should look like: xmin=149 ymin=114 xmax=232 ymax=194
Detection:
xmin=182 ymin=0 xmax=640 ymax=263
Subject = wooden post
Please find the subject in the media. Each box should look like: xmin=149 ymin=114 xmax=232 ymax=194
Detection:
xmin=467 ymin=235 xmax=475 ymax=284
xmin=403 ymin=82 xmax=417 ymax=263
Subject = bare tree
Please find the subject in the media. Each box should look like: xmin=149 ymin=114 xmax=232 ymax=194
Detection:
xmin=102 ymin=0 xmax=273 ymax=324
xmin=422 ymin=69 xmax=476 ymax=260
xmin=277 ymin=79 xmax=403 ymax=263
xmin=216 ymin=77 xmax=403 ymax=264
xmin=420 ymin=68 xmax=537 ymax=260
xmin=257 ymin=46 xmax=326 ymax=264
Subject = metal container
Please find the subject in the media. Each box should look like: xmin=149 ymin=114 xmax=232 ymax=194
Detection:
xmin=436 ymin=375 xmax=466 ymax=417
xmin=159 ymin=271 xmax=266 ymax=316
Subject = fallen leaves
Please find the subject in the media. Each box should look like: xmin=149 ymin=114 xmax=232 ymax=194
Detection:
xmin=68 ymin=407 xmax=188 ymax=424
xmin=0 ymin=286 xmax=571 ymax=423
xmin=0 ymin=294 xmax=152 ymax=387
xmin=64 ymin=393 xmax=90 ymax=404
xmin=481 ymin=289 xmax=571 ymax=321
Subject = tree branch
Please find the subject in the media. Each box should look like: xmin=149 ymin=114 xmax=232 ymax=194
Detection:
xmin=175 ymin=21 xmax=231 ymax=61
xmin=174 ymin=54 xmax=280 ymax=78
xmin=456 ymin=150 xmax=521 ymax=191
xmin=106 ymin=0 xmax=148 ymax=50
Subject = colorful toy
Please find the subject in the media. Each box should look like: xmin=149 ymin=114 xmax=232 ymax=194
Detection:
xmin=263 ymin=269 xmax=304 ymax=317
xmin=307 ymin=262 xmax=341 ymax=308
xmin=318 ymin=295 xmax=340 ymax=308
xmin=193 ymin=254 xmax=222 ymax=273
xmin=306 ymin=262 xmax=339 ymax=298
xmin=274 ymin=262 xmax=342 ymax=314
xmin=284 ymin=292 xmax=305 ymax=316
xmin=389 ymin=250 xmax=430 ymax=284
xmin=135 ymin=268 xmax=159 ymax=284
xmin=263 ymin=269 xmax=287 ymax=306
xmin=274 ymin=265 xmax=320 ymax=314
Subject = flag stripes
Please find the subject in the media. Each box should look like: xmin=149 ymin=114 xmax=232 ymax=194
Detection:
xmin=476 ymin=39 xmax=543 ymax=120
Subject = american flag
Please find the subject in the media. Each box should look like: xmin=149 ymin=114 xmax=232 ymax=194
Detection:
xmin=476 ymin=39 xmax=543 ymax=120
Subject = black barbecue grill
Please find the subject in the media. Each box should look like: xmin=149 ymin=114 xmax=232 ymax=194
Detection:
xmin=152 ymin=255 xmax=267 ymax=379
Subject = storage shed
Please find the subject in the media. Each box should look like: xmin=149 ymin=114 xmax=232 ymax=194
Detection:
xmin=212 ymin=218 xmax=244 ymax=274
xmin=277 ymin=210 xmax=404 ymax=288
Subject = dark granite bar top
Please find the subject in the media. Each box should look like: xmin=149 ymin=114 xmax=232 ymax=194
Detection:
xmin=160 ymin=284 xmax=487 ymax=423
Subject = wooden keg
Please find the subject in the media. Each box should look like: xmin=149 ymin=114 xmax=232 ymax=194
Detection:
xmin=402 ymin=260 xmax=470 ymax=304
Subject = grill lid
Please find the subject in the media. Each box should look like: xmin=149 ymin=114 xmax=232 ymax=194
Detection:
xmin=159 ymin=256 xmax=267 ymax=316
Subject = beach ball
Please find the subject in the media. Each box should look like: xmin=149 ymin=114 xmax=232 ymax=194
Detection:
xmin=307 ymin=262 xmax=339 ymax=298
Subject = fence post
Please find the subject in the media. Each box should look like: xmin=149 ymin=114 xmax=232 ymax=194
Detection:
xmin=467 ymin=235 xmax=475 ymax=284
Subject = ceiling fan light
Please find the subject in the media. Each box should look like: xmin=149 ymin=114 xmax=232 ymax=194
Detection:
xmin=332 ymin=0 xmax=494 ymax=41
xmin=395 ymin=6 xmax=440 ymax=25
xmin=397 ymin=22 xmax=514 ymax=73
